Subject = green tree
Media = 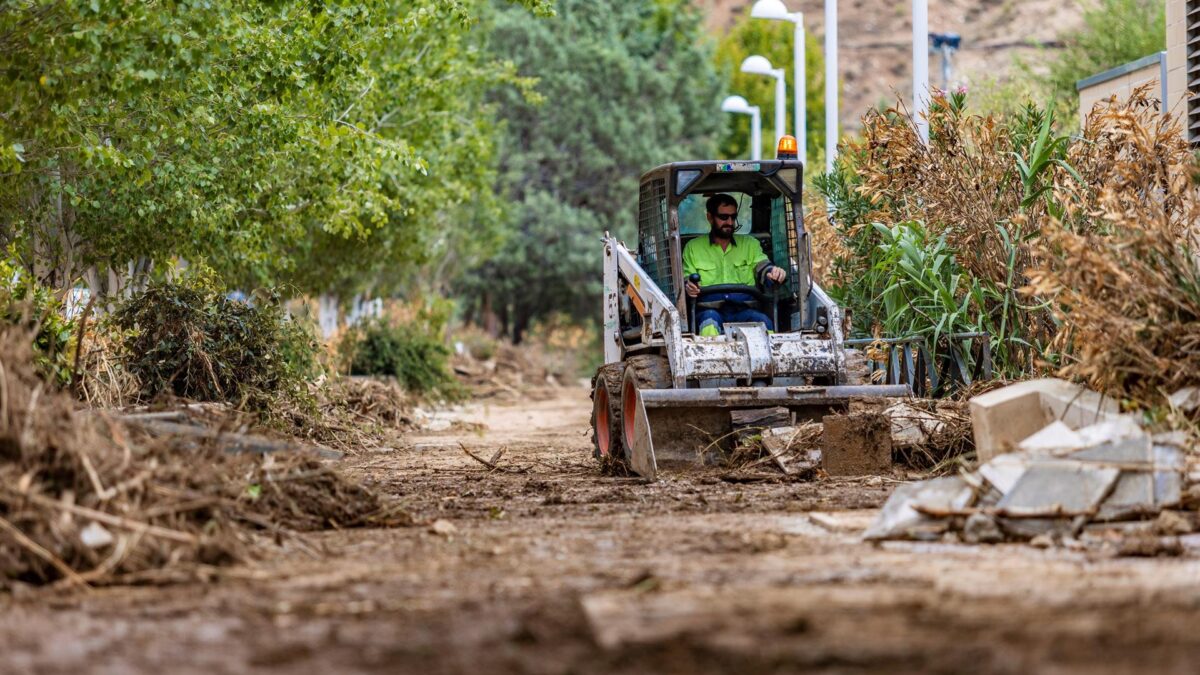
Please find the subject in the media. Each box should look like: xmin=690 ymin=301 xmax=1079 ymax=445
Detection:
xmin=1034 ymin=0 xmax=1165 ymax=116
xmin=462 ymin=0 xmax=723 ymax=342
xmin=714 ymin=8 xmax=825 ymax=172
xmin=0 ymin=0 xmax=548 ymax=301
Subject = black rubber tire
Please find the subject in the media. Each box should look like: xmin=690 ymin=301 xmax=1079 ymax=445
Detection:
xmin=590 ymin=362 xmax=626 ymax=464
xmin=625 ymin=354 xmax=672 ymax=390
xmin=589 ymin=354 xmax=671 ymax=472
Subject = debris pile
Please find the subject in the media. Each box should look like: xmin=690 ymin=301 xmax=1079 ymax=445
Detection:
xmin=323 ymin=376 xmax=413 ymax=431
xmin=726 ymin=398 xmax=973 ymax=480
xmin=882 ymin=400 xmax=973 ymax=471
xmin=0 ymin=330 xmax=408 ymax=589
xmin=865 ymin=379 xmax=1197 ymax=550
xmin=724 ymin=407 xmax=822 ymax=478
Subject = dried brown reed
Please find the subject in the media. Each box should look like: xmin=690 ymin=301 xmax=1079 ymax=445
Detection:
xmin=1027 ymin=89 xmax=1200 ymax=406
xmin=0 ymin=329 xmax=407 ymax=589
xmin=836 ymin=95 xmax=1036 ymax=286
xmin=809 ymin=93 xmax=1062 ymax=373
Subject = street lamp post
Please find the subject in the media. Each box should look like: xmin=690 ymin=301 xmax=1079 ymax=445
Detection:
xmin=913 ymin=0 xmax=930 ymax=144
xmin=740 ymin=55 xmax=786 ymax=148
xmin=721 ymin=95 xmax=762 ymax=160
xmin=750 ymin=0 xmax=806 ymax=166
xmin=825 ymin=0 xmax=837 ymax=172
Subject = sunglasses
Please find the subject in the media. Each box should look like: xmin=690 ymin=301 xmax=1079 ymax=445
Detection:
xmin=713 ymin=213 xmax=737 ymax=222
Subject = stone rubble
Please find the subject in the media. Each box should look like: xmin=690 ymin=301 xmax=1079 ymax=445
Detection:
xmin=865 ymin=379 xmax=1198 ymax=549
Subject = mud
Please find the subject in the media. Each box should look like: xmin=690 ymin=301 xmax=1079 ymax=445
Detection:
xmin=822 ymin=411 xmax=893 ymax=476
xmin=2 ymin=387 xmax=1200 ymax=673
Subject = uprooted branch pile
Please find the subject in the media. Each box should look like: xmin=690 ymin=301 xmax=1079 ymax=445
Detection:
xmin=0 ymin=330 xmax=408 ymax=589
xmin=722 ymin=399 xmax=975 ymax=480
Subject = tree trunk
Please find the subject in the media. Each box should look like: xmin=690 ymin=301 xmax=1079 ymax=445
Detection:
xmin=512 ymin=304 xmax=530 ymax=346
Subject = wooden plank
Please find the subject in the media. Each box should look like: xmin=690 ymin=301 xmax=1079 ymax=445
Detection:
xmin=729 ymin=407 xmax=790 ymax=429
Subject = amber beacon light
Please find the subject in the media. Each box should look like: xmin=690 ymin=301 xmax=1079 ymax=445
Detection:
xmin=776 ymin=134 xmax=798 ymax=160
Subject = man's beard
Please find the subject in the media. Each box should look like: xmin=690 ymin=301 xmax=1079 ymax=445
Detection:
xmin=714 ymin=224 xmax=734 ymax=238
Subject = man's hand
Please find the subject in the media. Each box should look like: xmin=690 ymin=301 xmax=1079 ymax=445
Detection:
xmin=766 ymin=265 xmax=787 ymax=284
xmin=685 ymin=279 xmax=700 ymax=297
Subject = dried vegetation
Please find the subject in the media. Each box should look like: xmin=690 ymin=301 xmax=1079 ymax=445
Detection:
xmin=1027 ymin=90 xmax=1200 ymax=408
xmin=0 ymin=330 xmax=407 ymax=589
xmin=814 ymin=85 xmax=1200 ymax=412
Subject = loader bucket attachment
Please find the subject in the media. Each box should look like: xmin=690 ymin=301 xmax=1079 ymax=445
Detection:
xmin=621 ymin=381 xmax=911 ymax=480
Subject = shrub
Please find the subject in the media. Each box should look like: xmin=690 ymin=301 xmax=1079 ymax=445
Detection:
xmin=0 ymin=257 xmax=76 ymax=386
xmin=112 ymin=277 xmax=320 ymax=408
xmin=524 ymin=313 xmax=603 ymax=382
xmin=344 ymin=321 xmax=460 ymax=398
xmin=1034 ymin=0 xmax=1165 ymax=118
xmin=1026 ymin=89 xmax=1200 ymax=408
xmin=341 ymin=300 xmax=462 ymax=399
xmin=811 ymin=91 xmax=1072 ymax=377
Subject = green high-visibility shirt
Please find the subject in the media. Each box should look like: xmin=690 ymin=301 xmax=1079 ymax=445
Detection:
xmin=682 ymin=233 xmax=769 ymax=287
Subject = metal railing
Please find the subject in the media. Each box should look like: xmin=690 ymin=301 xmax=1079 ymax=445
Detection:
xmin=844 ymin=332 xmax=992 ymax=398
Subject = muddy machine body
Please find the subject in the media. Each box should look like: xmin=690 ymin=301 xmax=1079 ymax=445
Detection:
xmin=591 ymin=150 xmax=908 ymax=479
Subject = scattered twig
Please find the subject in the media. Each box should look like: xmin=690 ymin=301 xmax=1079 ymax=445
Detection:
xmin=458 ymin=442 xmax=528 ymax=474
xmin=4 ymin=489 xmax=198 ymax=544
xmin=0 ymin=514 xmax=89 ymax=588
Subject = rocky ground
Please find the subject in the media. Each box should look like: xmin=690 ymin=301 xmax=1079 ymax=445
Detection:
xmin=2 ymin=386 xmax=1200 ymax=674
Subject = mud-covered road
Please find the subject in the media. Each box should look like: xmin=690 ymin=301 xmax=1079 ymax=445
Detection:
xmin=3 ymin=386 xmax=1200 ymax=674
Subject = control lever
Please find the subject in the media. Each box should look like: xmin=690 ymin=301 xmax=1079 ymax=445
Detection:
xmin=686 ymin=273 xmax=701 ymax=335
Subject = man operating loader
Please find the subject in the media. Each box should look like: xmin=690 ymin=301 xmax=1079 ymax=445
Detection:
xmin=682 ymin=193 xmax=787 ymax=336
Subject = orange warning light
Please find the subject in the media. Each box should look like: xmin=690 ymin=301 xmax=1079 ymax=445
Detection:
xmin=776 ymin=135 xmax=798 ymax=160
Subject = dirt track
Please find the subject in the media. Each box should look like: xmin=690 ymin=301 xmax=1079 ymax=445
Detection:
xmin=3 ymin=386 xmax=1200 ymax=674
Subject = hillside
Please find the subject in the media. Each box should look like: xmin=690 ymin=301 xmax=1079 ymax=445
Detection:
xmin=699 ymin=0 xmax=1084 ymax=132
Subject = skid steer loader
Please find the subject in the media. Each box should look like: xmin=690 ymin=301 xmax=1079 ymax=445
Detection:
xmin=592 ymin=136 xmax=909 ymax=479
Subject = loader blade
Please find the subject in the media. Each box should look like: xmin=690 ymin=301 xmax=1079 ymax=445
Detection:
xmin=624 ymin=383 xmax=911 ymax=481
xmin=626 ymin=382 xmax=658 ymax=480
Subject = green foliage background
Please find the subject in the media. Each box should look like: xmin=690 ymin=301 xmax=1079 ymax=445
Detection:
xmin=459 ymin=0 xmax=724 ymax=342
xmin=0 ymin=0 xmax=547 ymax=300
xmin=1028 ymin=0 xmax=1166 ymax=118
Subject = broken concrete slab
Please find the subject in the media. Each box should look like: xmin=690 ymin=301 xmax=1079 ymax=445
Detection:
xmin=1017 ymin=421 xmax=1085 ymax=455
xmin=1064 ymin=424 xmax=1183 ymax=520
xmin=1096 ymin=472 xmax=1159 ymax=521
xmin=1074 ymin=416 xmax=1147 ymax=449
xmin=961 ymin=512 xmax=1004 ymax=544
xmin=1152 ymin=430 xmax=1193 ymax=450
xmin=978 ymin=453 xmax=1030 ymax=496
xmin=996 ymin=462 xmax=1120 ymax=517
xmin=969 ymin=378 xmax=1122 ymax=462
xmin=1072 ymin=438 xmax=1153 ymax=467
xmin=863 ymin=475 xmax=974 ymax=541
xmin=821 ymin=412 xmax=891 ymax=476
xmin=882 ymin=401 xmax=945 ymax=448
xmin=1168 ymin=387 xmax=1200 ymax=413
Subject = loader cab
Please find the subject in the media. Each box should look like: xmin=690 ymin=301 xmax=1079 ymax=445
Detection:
xmin=635 ymin=159 xmax=819 ymax=335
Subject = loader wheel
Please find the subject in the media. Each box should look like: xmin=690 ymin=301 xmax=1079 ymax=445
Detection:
xmin=840 ymin=348 xmax=872 ymax=385
xmin=590 ymin=363 xmax=626 ymax=467
xmin=625 ymin=354 xmax=672 ymax=390
xmin=589 ymin=355 xmax=671 ymax=473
